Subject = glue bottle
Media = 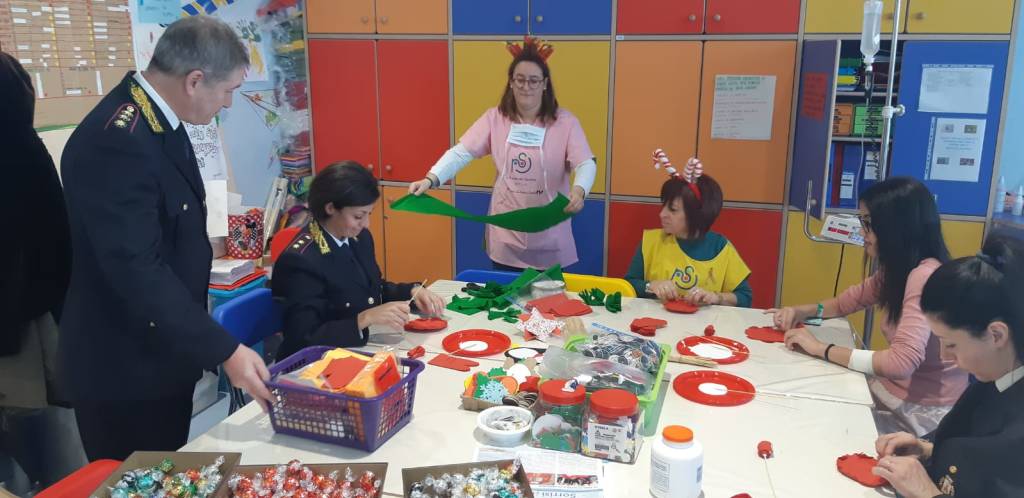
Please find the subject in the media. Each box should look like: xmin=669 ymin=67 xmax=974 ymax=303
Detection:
xmin=650 ymin=425 xmax=703 ymax=498
xmin=1014 ymin=186 xmax=1024 ymax=216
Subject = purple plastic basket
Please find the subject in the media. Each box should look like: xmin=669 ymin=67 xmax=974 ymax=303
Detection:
xmin=266 ymin=346 xmax=425 ymax=452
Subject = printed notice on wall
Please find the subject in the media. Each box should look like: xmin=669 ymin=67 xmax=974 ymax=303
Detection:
xmin=926 ymin=117 xmax=986 ymax=183
xmin=186 ymin=122 xmax=229 ymax=182
xmin=711 ymin=75 xmax=776 ymax=141
xmin=800 ymin=72 xmax=828 ymax=121
xmin=919 ymin=64 xmax=993 ymax=115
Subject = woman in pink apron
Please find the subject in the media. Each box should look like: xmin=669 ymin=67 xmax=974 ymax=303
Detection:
xmin=409 ymin=37 xmax=596 ymax=271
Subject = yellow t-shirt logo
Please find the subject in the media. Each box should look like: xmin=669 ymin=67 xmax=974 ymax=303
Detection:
xmin=671 ymin=267 xmax=698 ymax=290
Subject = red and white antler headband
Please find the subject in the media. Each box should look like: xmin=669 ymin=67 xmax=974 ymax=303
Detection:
xmin=653 ymin=148 xmax=703 ymax=201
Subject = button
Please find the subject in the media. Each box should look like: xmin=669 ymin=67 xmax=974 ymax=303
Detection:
xmin=182 ymin=203 xmax=189 ymax=211
xmin=149 ymin=321 xmax=156 ymax=327
xmin=345 ymin=302 xmax=351 ymax=308
xmin=368 ymin=297 xmax=375 ymax=305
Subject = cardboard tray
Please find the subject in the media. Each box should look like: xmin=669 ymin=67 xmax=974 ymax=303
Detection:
xmin=90 ymin=451 xmax=241 ymax=498
xmin=227 ymin=463 xmax=388 ymax=498
xmin=401 ymin=459 xmax=534 ymax=498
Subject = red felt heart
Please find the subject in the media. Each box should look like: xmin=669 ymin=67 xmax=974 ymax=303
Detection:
xmin=836 ymin=453 xmax=889 ymax=487
xmin=428 ymin=353 xmax=479 ymax=372
xmin=630 ymin=317 xmax=667 ymax=336
xmin=664 ymin=300 xmax=699 ymax=314
xmin=551 ymin=299 xmax=592 ymax=317
xmin=745 ymin=326 xmax=786 ymax=343
xmin=404 ymin=317 xmax=448 ymax=332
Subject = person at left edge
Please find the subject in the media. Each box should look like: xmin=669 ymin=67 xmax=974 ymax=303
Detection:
xmin=59 ymin=16 xmax=273 ymax=461
xmin=272 ymin=161 xmax=446 ymax=362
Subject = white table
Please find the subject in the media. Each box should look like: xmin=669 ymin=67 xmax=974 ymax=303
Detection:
xmin=183 ymin=281 xmax=886 ymax=497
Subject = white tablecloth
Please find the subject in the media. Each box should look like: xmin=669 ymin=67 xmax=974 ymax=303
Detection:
xmin=182 ymin=281 xmax=885 ymax=497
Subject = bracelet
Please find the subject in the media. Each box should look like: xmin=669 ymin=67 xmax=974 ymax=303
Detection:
xmin=824 ymin=343 xmax=835 ymax=363
xmin=428 ymin=175 xmax=439 ymax=188
xmin=815 ymin=303 xmax=824 ymax=319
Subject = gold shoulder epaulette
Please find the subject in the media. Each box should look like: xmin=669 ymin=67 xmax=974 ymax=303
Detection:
xmin=104 ymin=103 xmax=140 ymax=131
xmin=129 ymin=81 xmax=165 ymax=134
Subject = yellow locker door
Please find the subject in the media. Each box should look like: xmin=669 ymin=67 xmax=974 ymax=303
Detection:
xmin=376 ymin=0 xmax=448 ymax=34
xmin=697 ymin=41 xmax=795 ymax=204
xmin=780 ymin=212 xmax=985 ymax=349
xmin=381 ymin=186 xmax=453 ymax=283
xmin=453 ymin=41 xmax=610 ymax=192
xmin=906 ymin=0 xmax=1013 ymax=34
xmin=306 ymin=0 xmax=376 ymax=33
xmin=611 ymin=41 xmax=702 ymax=197
xmin=805 ymin=0 xmax=907 ymax=33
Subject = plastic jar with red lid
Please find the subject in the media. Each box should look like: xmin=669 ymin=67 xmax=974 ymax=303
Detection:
xmin=529 ymin=379 xmax=586 ymax=453
xmin=581 ymin=388 xmax=643 ymax=463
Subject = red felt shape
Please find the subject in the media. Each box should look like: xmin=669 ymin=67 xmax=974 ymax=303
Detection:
xmin=520 ymin=376 xmax=540 ymax=392
xmin=630 ymin=317 xmax=668 ymax=336
xmin=318 ymin=357 xmax=368 ymax=391
xmin=837 ymin=453 xmax=889 ymax=487
xmin=406 ymin=346 xmax=425 ymax=359
xmin=404 ymin=317 xmax=448 ymax=332
xmin=442 ymin=329 xmax=512 ymax=357
xmin=672 ymin=370 xmax=755 ymax=407
xmin=745 ymin=326 xmax=786 ymax=343
xmin=527 ymin=293 xmax=570 ymax=313
xmin=517 ymin=313 xmax=562 ymax=341
xmin=551 ymin=299 xmax=593 ymax=317
xmin=731 ymin=495 xmax=752 ymax=498
xmin=428 ymin=353 xmax=479 ymax=372
xmin=704 ymin=325 xmax=716 ymax=337
xmin=664 ymin=300 xmax=699 ymax=314
xmin=676 ymin=336 xmax=750 ymax=365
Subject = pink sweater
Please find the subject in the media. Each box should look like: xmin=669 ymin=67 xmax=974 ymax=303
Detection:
xmin=834 ymin=258 xmax=968 ymax=406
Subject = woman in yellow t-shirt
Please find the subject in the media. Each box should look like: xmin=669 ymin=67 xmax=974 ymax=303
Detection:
xmin=624 ymin=152 xmax=752 ymax=307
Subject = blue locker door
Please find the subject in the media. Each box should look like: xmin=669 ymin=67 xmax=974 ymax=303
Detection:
xmin=454 ymin=191 xmax=494 ymax=274
xmin=530 ymin=0 xmax=612 ymax=35
xmin=453 ymin=0 xmax=528 ymax=35
xmin=789 ymin=40 xmax=839 ymax=219
xmin=891 ymin=41 xmax=1009 ymax=216
xmin=565 ymin=199 xmax=605 ymax=276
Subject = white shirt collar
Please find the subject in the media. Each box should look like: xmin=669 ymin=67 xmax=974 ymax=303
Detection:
xmin=328 ymin=232 xmax=349 ymax=248
xmin=995 ymin=365 xmax=1024 ymax=393
xmin=133 ymin=71 xmax=181 ymax=130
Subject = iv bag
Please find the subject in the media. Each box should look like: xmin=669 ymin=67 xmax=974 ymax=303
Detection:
xmin=861 ymin=0 xmax=884 ymax=65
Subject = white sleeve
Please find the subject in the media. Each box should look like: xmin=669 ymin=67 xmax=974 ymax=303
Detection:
xmin=427 ymin=143 xmax=474 ymax=187
xmin=847 ymin=349 xmax=876 ymax=375
xmin=572 ymin=158 xmax=597 ymax=196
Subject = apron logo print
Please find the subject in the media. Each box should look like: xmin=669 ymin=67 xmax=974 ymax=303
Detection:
xmin=671 ymin=266 xmax=698 ymax=290
xmin=511 ymin=152 xmax=533 ymax=174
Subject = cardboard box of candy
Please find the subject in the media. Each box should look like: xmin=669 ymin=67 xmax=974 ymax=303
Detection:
xmin=91 ymin=451 xmax=241 ymax=498
xmin=402 ymin=460 xmax=534 ymax=498
xmin=224 ymin=462 xmax=388 ymax=498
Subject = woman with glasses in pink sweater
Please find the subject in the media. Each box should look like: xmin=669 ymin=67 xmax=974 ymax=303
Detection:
xmin=768 ymin=177 xmax=968 ymax=436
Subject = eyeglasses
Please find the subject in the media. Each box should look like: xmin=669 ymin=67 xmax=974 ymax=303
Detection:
xmin=511 ymin=76 xmax=545 ymax=89
xmin=857 ymin=214 xmax=873 ymax=233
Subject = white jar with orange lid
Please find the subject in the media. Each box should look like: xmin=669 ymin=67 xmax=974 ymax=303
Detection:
xmin=650 ymin=425 xmax=703 ymax=498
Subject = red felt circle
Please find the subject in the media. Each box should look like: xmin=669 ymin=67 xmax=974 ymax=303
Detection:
xmin=404 ymin=317 xmax=448 ymax=332
xmin=442 ymin=329 xmax=512 ymax=357
xmin=745 ymin=326 xmax=786 ymax=343
xmin=676 ymin=336 xmax=750 ymax=365
xmin=664 ymin=300 xmax=699 ymax=314
xmin=672 ymin=371 xmax=755 ymax=407
xmin=836 ymin=453 xmax=889 ymax=487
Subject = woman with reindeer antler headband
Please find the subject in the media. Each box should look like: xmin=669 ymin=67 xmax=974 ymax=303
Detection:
xmin=623 ymin=150 xmax=753 ymax=308
xmin=409 ymin=37 xmax=597 ymax=271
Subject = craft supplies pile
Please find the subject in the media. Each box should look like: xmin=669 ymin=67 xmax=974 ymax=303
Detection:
xmin=408 ymin=461 xmax=526 ymax=498
xmin=278 ymin=348 xmax=404 ymax=397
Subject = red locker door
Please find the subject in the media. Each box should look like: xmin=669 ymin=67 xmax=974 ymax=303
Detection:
xmin=617 ymin=0 xmax=704 ymax=34
xmin=377 ymin=40 xmax=451 ymax=182
xmin=705 ymin=0 xmax=800 ymax=34
xmin=308 ymin=40 xmax=380 ymax=174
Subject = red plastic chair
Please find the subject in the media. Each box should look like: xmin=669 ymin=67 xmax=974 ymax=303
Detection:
xmin=36 ymin=460 xmax=121 ymax=498
xmin=269 ymin=226 xmax=301 ymax=263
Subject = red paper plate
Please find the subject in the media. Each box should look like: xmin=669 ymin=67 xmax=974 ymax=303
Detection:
xmin=676 ymin=336 xmax=750 ymax=365
xmin=745 ymin=326 xmax=785 ymax=343
xmin=664 ymin=300 xmax=699 ymax=314
xmin=672 ymin=370 xmax=755 ymax=407
xmin=837 ymin=453 xmax=889 ymax=487
xmin=442 ymin=329 xmax=512 ymax=357
xmin=404 ymin=317 xmax=448 ymax=332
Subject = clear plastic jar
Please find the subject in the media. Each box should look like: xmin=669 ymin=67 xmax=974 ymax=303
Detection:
xmin=530 ymin=379 xmax=586 ymax=453
xmin=581 ymin=388 xmax=642 ymax=463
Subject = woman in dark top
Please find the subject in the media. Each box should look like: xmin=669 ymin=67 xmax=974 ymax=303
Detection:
xmin=272 ymin=161 xmax=445 ymax=360
xmin=873 ymin=235 xmax=1024 ymax=498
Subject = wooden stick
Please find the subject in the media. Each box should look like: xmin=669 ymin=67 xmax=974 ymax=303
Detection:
xmin=682 ymin=332 xmax=744 ymax=354
xmin=668 ymin=354 xmax=718 ymax=368
xmin=727 ymin=389 xmax=872 ymax=406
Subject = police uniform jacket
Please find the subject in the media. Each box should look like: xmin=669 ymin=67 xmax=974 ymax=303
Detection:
xmin=927 ymin=371 xmax=1024 ymax=497
xmin=272 ymin=221 xmax=414 ymax=361
xmin=59 ymin=72 xmax=239 ymax=400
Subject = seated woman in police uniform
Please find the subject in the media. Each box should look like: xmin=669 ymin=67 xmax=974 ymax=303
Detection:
xmin=624 ymin=153 xmax=753 ymax=307
xmin=272 ymin=161 xmax=445 ymax=361
xmin=872 ymin=235 xmax=1024 ymax=498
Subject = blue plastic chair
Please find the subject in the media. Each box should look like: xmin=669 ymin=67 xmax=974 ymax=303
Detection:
xmin=454 ymin=269 xmax=519 ymax=285
xmin=211 ymin=287 xmax=283 ymax=412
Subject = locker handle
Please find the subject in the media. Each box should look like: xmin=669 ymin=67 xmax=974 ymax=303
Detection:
xmin=385 ymin=164 xmax=393 ymax=172
xmin=688 ymin=14 xmax=697 ymax=21
xmin=381 ymin=16 xmax=389 ymax=24
xmin=514 ymin=15 xmax=522 ymax=23
xmin=712 ymin=14 xmax=722 ymax=22
xmin=535 ymin=15 xmax=544 ymax=23
xmin=915 ymin=12 xmax=926 ymax=20
xmin=884 ymin=13 xmax=894 ymax=20
xmin=360 ymin=16 xmax=369 ymax=24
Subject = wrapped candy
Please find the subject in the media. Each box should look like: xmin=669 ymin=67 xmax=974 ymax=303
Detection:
xmin=108 ymin=456 xmax=226 ymax=498
xmin=226 ymin=461 xmax=381 ymax=498
xmin=407 ymin=463 xmax=524 ymax=498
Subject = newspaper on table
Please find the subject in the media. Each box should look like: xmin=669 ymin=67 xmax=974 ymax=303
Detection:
xmin=475 ymin=446 xmax=605 ymax=498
